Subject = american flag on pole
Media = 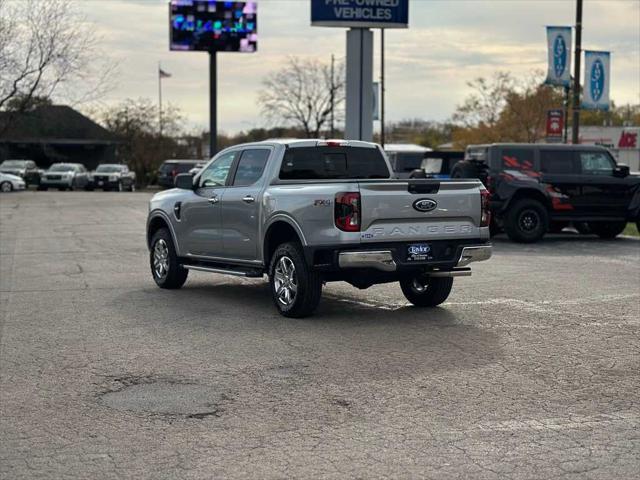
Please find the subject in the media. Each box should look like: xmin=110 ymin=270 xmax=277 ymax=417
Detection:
xmin=159 ymin=67 xmax=171 ymax=79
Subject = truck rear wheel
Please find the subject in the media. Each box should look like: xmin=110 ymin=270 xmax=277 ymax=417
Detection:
xmin=150 ymin=228 xmax=188 ymax=289
xmin=400 ymin=275 xmax=453 ymax=307
xmin=588 ymin=221 xmax=626 ymax=239
xmin=269 ymin=242 xmax=322 ymax=318
xmin=504 ymin=198 xmax=548 ymax=243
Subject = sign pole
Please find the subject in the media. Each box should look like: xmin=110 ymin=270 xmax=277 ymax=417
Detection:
xmin=563 ymin=84 xmax=570 ymax=143
xmin=158 ymin=62 xmax=163 ymax=138
xmin=209 ymin=51 xmax=217 ymax=157
xmin=571 ymin=0 xmax=583 ymax=144
xmin=345 ymin=28 xmax=373 ymax=141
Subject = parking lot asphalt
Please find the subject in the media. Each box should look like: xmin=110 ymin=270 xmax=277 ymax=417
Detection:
xmin=1 ymin=191 xmax=639 ymax=479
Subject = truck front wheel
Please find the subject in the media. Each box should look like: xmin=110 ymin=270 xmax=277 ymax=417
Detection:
xmin=150 ymin=228 xmax=188 ymax=289
xmin=400 ymin=275 xmax=454 ymax=307
xmin=503 ymin=198 xmax=549 ymax=243
xmin=269 ymin=242 xmax=322 ymax=318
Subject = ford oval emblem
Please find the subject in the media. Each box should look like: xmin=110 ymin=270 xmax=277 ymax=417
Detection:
xmin=413 ymin=198 xmax=437 ymax=212
xmin=553 ymin=34 xmax=567 ymax=78
xmin=590 ymin=59 xmax=605 ymax=102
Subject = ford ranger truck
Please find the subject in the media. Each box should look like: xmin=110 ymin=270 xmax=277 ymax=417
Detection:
xmin=146 ymin=140 xmax=492 ymax=318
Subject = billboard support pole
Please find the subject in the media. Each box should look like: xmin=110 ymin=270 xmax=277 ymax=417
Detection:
xmin=209 ymin=51 xmax=218 ymax=157
xmin=571 ymin=0 xmax=583 ymax=144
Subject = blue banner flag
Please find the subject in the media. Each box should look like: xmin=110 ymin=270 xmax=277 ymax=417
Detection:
xmin=545 ymin=26 xmax=572 ymax=86
xmin=583 ymin=51 xmax=611 ymax=110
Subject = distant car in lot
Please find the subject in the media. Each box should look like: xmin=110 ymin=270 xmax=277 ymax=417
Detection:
xmin=157 ymin=159 xmax=204 ymax=189
xmin=39 ymin=163 xmax=90 ymax=191
xmin=451 ymin=143 xmax=640 ymax=242
xmin=0 ymin=172 xmax=26 ymax=192
xmin=0 ymin=159 xmax=40 ymax=187
xmin=89 ymin=164 xmax=136 ymax=191
xmin=188 ymin=162 xmax=206 ymax=176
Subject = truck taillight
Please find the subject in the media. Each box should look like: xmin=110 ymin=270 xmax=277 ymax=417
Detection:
xmin=335 ymin=192 xmax=361 ymax=232
xmin=480 ymin=188 xmax=491 ymax=227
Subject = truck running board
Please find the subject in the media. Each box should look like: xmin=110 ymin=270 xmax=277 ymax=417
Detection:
xmin=181 ymin=264 xmax=264 ymax=278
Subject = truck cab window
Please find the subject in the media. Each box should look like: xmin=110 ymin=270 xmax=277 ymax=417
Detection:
xmin=232 ymin=149 xmax=270 ymax=187
xmin=579 ymin=152 xmax=614 ymax=175
xmin=199 ymin=152 xmax=236 ymax=187
xmin=540 ymin=151 xmax=575 ymax=174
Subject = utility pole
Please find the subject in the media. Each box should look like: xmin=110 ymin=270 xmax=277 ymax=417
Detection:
xmin=380 ymin=28 xmax=385 ymax=147
xmin=571 ymin=0 xmax=583 ymax=144
xmin=330 ymin=54 xmax=335 ymax=138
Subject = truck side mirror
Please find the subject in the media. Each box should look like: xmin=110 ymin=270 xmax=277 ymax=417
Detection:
xmin=613 ymin=164 xmax=630 ymax=178
xmin=174 ymin=173 xmax=194 ymax=189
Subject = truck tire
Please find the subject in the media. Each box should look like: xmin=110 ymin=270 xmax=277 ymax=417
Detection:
xmin=503 ymin=198 xmax=548 ymax=243
xmin=400 ymin=275 xmax=454 ymax=307
xmin=588 ymin=221 xmax=626 ymax=239
xmin=269 ymin=241 xmax=322 ymax=318
xmin=450 ymin=161 xmax=480 ymax=179
xmin=150 ymin=228 xmax=188 ymax=289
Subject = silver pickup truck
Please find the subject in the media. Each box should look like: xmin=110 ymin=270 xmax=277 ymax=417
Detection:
xmin=146 ymin=139 xmax=492 ymax=317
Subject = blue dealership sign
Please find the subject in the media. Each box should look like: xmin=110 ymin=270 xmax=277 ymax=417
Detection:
xmin=311 ymin=0 xmax=409 ymax=28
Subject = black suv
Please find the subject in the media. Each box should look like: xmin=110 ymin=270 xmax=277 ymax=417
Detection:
xmin=157 ymin=159 xmax=204 ymax=189
xmin=451 ymin=144 xmax=640 ymax=242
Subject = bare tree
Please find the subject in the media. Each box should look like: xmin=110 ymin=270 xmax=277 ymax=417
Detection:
xmin=259 ymin=56 xmax=345 ymax=138
xmin=0 ymin=0 xmax=115 ymax=116
xmin=452 ymin=72 xmax=514 ymax=129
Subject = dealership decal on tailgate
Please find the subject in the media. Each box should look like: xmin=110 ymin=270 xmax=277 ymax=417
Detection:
xmin=407 ymin=243 xmax=433 ymax=261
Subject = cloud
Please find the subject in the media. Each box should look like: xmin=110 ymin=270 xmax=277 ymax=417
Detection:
xmin=75 ymin=0 xmax=640 ymax=132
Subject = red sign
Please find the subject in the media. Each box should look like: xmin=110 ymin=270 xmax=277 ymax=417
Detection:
xmin=618 ymin=131 xmax=637 ymax=148
xmin=546 ymin=109 xmax=564 ymax=141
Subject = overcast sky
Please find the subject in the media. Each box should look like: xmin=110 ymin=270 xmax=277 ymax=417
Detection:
xmin=78 ymin=0 xmax=640 ymax=134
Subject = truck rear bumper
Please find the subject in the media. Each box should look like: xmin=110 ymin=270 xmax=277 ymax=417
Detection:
xmin=338 ymin=251 xmax=397 ymax=272
xmin=457 ymin=245 xmax=493 ymax=267
xmin=336 ymin=244 xmax=492 ymax=272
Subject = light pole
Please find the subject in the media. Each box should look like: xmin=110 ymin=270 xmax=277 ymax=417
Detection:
xmin=571 ymin=0 xmax=583 ymax=144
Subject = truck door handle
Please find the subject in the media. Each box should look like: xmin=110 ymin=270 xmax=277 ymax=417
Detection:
xmin=242 ymin=195 xmax=255 ymax=203
xmin=208 ymin=195 xmax=219 ymax=204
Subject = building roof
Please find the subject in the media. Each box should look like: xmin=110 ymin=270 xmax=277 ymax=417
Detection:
xmin=0 ymin=105 xmax=116 ymax=144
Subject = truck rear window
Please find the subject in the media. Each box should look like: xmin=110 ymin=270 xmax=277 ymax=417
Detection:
xmin=279 ymin=147 xmax=390 ymax=180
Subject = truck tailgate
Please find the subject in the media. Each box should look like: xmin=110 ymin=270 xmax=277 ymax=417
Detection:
xmin=358 ymin=180 xmax=483 ymax=242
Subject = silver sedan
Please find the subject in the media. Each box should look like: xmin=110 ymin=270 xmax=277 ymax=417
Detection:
xmin=0 ymin=173 xmax=26 ymax=192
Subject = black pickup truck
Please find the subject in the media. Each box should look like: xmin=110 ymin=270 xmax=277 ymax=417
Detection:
xmin=450 ymin=144 xmax=640 ymax=242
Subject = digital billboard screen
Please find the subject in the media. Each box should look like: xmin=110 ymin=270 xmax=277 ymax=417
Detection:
xmin=170 ymin=1 xmax=257 ymax=52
